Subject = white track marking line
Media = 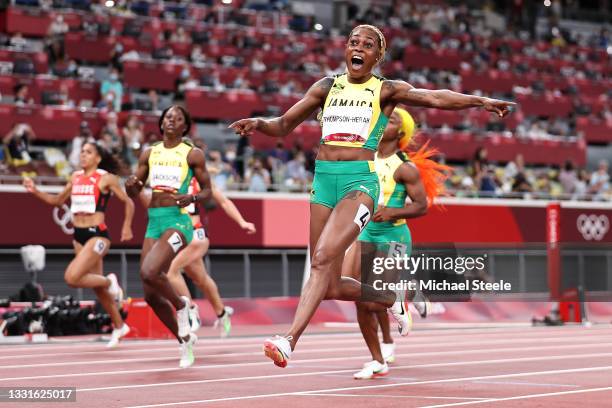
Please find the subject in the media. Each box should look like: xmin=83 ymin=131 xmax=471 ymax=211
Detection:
xmin=300 ymin=393 xmax=492 ymax=400
xmin=417 ymin=386 xmax=612 ymax=408
xmin=472 ymin=380 xmax=579 ymax=388
xmin=4 ymin=331 xmax=612 ymax=361
xmin=6 ymin=331 xmax=609 ymax=361
xmin=71 ymin=351 xmax=612 ymax=393
xmin=3 ymin=343 xmax=612 ymax=382
xmin=120 ymin=365 xmax=612 ymax=408
xmin=4 ymin=325 xmax=608 ymax=353
xmin=3 ymin=335 xmax=611 ymax=370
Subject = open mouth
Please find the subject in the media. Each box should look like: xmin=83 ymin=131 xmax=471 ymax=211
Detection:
xmin=350 ymin=55 xmax=364 ymax=70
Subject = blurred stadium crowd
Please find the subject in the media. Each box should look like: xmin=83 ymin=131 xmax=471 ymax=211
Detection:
xmin=0 ymin=0 xmax=610 ymax=200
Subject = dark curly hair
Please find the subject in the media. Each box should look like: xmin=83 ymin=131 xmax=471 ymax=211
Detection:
xmin=85 ymin=141 xmax=121 ymax=174
xmin=158 ymin=105 xmax=192 ymax=136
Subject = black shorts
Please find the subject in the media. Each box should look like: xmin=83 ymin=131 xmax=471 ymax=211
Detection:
xmin=73 ymin=224 xmax=110 ymax=246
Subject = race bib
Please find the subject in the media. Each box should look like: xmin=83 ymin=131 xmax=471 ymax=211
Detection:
xmin=70 ymin=195 xmax=96 ymax=214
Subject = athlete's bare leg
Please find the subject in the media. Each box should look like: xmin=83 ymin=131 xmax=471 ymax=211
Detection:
xmin=140 ymin=232 xmax=188 ymax=341
xmin=342 ymin=241 xmax=385 ymax=363
xmin=68 ymin=238 xmax=123 ymax=328
xmin=65 ymin=238 xmax=112 ymax=289
xmin=285 ymin=191 xmax=396 ymax=350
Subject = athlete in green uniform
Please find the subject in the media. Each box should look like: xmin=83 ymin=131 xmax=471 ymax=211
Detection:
xmin=230 ymin=24 xmax=514 ymax=367
xmin=126 ymin=105 xmax=212 ymax=368
xmin=345 ymin=107 xmax=449 ymax=379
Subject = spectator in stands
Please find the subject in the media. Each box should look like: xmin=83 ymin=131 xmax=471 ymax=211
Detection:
xmin=121 ymin=115 xmax=144 ymax=168
xmin=100 ymin=68 xmax=124 ymax=112
xmin=510 ymin=170 xmax=532 ymax=195
xmin=559 ymin=160 xmax=578 ymax=196
xmin=201 ymin=71 xmax=225 ymax=92
xmin=574 ymin=169 xmax=591 ymax=200
xmin=504 ymin=153 xmax=525 ymax=181
xmin=110 ymin=43 xmax=124 ymax=71
xmin=279 ymin=80 xmax=299 ymax=96
xmin=250 ymin=53 xmax=267 ymax=73
xmin=471 ymin=146 xmax=488 ymax=177
xmin=13 ymin=84 xmax=33 ymax=106
xmin=57 ymin=83 xmax=75 ymax=108
xmin=231 ymin=73 xmax=251 ymax=90
xmin=51 ymin=58 xmax=77 ymax=78
xmin=100 ymin=111 xmax=121 ymax=147
xmin=146 ymin=89 xmax=161 ymax=112
xmin=207 ymin=150 xmax=233 ymax=191
xmin=69 ymin=122 xmax=93 ymax=169
xmin=269 ymin=140 xmax=290 ymax=163
xmin=190 ymin=45 xmax=208 ymax=65
xmin=9 ymin=32 xmax=28 ymax=51
xmin=284 ymin=151 xmax=310 ymax=190
xmin=99 ymin=129 xmax=122 ymax=156
xmin=245 ymin=157 xmax=271 ymax=192
xmin=48 ymin=14 xmax=69 ymax=38
xmin=176 ymin=66 xmax=199 ymax=99
xmin=589 ymin=159 xmax=610 ymax=200
xmin=3 ymin=123 xmax=35 ymax=168
xmin=478 ymin=164 xmax=500 ymax=196
xmin=170 ymin=26 xmax=191 ymax=44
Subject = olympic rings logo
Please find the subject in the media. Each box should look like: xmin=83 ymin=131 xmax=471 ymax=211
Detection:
xmin=52 ymin=204 xmax=74 ymax=235
xmin=576 ymin=214 xmax=609 ymax=241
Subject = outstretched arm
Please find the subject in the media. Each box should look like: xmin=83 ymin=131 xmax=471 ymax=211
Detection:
xmin=383 ymin=80 xmax=515 ymax=117
xmin=228 ymin=77 xmax=333 ymax=137
xmin=104 ymin=173 xmax=135 ymax=241
xmin=23 ymin=176 xmax=72 ymax=207
xmin=212 ymin=186 xmax=256 ymax=234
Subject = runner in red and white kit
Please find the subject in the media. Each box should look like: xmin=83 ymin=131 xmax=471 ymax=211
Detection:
xmin=139 ymin=176 xmax=256 ymax=337
xmin=24 ymin=141 xmax=134 ymax=347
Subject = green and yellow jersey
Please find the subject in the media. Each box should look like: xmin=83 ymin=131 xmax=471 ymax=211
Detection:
xmin=147 ymin=140 xmax=193 ymax=195
xmin=320 ymin=73 xmax=388 ymax=151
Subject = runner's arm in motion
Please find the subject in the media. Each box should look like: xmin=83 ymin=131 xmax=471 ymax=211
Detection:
xmin=212 ymin=186 xmax=256 ymax=234
xmin=103 ymin=173 xmax=135 ymax=241
xmin=228 ymin=77 xmax=333 ymax=137
xmin=137 ymin=189 xmax=151 ymax=208
xmin=125 ymin=148 xmax=151 ymax=198
xmin=383 ymin=80 xmax=515 ymax=117
xmin=372 ymin=163 xmax=427 ymax=222
xmin=173 ymin=148 xmax=212 ymax=208
xmin=23 ymin=176 xmax=72 ymax=207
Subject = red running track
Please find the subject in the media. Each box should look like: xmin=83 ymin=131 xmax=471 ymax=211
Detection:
xmin=1 ymin=324 xmax=612 ymax=408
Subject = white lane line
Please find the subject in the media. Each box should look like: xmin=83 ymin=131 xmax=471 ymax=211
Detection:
xmin=300 ymin=393 xmax=491 ymax=400
xmin=472 ymin=380 xmax=579 ymax=388
xmin=3 ymin=335 xmax=611 ymax=370
xmin=3 ymin=342 xmax=612 ymax=382
xmin=68 ymin=351 xmax=612 ymax=393
xmin=4 ymin=324 xmax=608 ymax=353
xmin=417 ymin=386 xmax=612 ymax=408
xmin=120 ymin=365 xmax=612 ymax=408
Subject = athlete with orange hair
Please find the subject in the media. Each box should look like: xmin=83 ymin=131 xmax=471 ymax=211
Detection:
xmin=344 ymin=107 xmax=450 ymax=379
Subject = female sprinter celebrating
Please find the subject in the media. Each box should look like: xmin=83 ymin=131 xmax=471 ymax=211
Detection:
xmin=230 ymin=24 xmax=514 ymax=367
xmin=23 ymin=141 xmax=134 ymax=348
xmin=125 ymin=106 xmax=212 ymax=368
xmin=139 ymin=176 xmax=256 ymax=337
xmin=347 ymin=107 xmax=449 ymax=379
